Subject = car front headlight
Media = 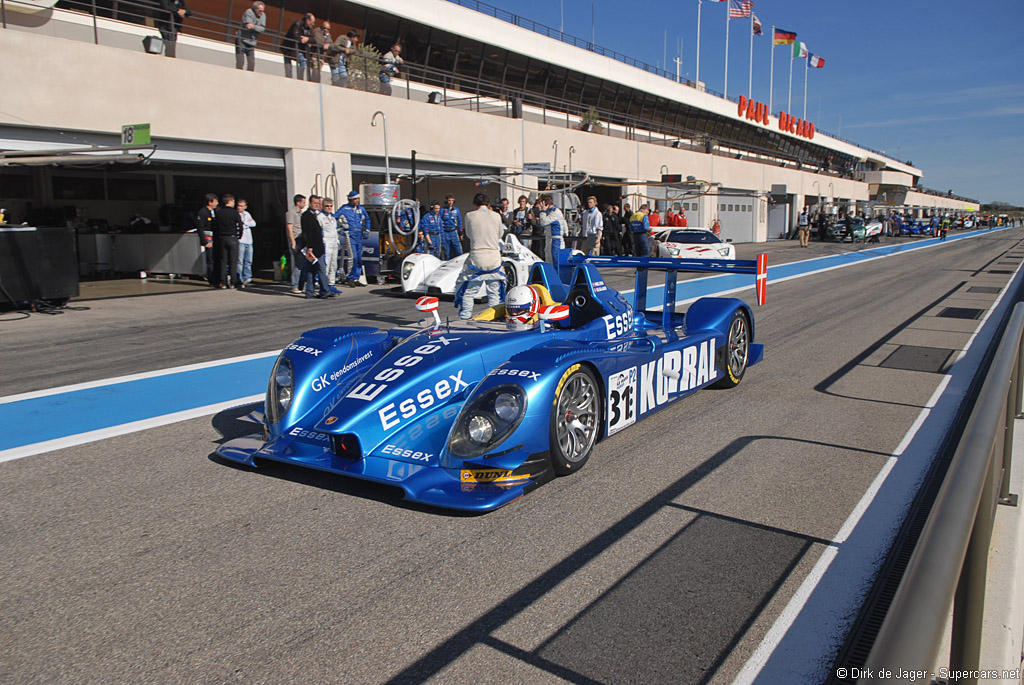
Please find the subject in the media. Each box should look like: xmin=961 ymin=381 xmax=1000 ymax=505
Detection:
xmin=717 ymin=247 xmax=732 ymax=257
xmin=266 ymin=355 xmax=294 ymax=424
xmin=448 ymin=384 xmax=528 ymax=459
xmin=402 ymin=261 xmax=415 ymax=280
xmin=668 ymin=247 xmax=680 ymax=256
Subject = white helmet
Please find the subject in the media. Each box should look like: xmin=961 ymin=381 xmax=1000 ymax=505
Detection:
xmin=505 ymin=285 xmax=539 ymax=329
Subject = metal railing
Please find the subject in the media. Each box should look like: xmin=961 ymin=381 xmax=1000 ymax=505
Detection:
xmin=863 ymin=301 xmax=1024 ymax=684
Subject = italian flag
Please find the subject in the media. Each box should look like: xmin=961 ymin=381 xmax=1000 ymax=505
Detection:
xmin=808 ymin=53 xmax=825 ymax=68
xmin=793 ymin=41 xmax=808 ymax=58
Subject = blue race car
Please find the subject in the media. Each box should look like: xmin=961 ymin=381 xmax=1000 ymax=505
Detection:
xmin=217 ymin=251 xmax=767 ymax=512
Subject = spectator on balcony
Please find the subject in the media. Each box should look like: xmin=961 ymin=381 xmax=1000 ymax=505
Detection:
xmin=157 ymin=0 xmax=191 ymax=58
xmin=379 ymin=43 xmax=403 ymax=96
xmin=235 ymin=1 xmax=266 ymax=71
xmin=327 ymin=30 xmax=359 ymax=87
xmin=282 ymin=13 xmax=314 ymax=80
xmin=309 ymin=21 xmax=333 ymax=84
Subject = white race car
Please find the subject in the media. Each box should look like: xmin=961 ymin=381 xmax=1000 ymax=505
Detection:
xmin=400 ymin=233 xmax=542 ymax=295
xmin=654 ymin=228 xmax=736 ymax=260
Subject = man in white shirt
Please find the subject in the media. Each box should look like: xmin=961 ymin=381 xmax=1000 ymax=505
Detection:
xmin=454 ymin=192 xmax=506 ymax=320
xmin=236 ymin=198 xmax=256 ymax=284
xmin=582 ymin=195 xmax=604 ymax=255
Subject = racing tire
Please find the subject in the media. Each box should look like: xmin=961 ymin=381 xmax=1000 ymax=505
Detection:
xmin=549 ymin=364 xmax=600 ymax=475
xmin=504 ymin=261 xmax=517 ymax=288
xmin=714 ymin=310 xmax=750 ymax=389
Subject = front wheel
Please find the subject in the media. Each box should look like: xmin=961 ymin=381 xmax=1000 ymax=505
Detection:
xmin=550 ymin=364 xmax=600 ymax=475
xmin=714 ymin=310 xmax=750 ymax=388
xmin=503 ymin=261 xmax=518 ymax=288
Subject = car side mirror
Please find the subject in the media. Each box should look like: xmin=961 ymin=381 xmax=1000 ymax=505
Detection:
xmin=726 ymin=238 xmax=733 ymax=243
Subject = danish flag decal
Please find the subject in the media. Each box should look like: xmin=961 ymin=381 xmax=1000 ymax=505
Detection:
xmin=755 ymin=253 xmax=767 ymax=306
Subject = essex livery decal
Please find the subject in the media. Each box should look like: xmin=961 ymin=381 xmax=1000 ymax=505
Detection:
xmin=347 ymin=336 xmax=460 ymax=402
xmin=607 ymin=340 xmax=719 ymax=432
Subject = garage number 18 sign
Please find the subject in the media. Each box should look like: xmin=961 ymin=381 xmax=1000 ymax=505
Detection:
xmin=121 ymin=123 xmax=151 ymax=146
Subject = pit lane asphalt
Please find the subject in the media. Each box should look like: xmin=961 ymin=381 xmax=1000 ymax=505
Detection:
xmin=1 ymin=228 xmax=1020 ymax=684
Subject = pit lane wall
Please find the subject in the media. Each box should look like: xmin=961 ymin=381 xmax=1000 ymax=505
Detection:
xmin=0 ymin=29 xmax=968 ymax=241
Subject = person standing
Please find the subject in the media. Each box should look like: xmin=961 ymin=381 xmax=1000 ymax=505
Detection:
xmin=418 ymin=200 xmax=443 ymax=258
xmin=196 ymin=193 xmax=217 ymax=284
xmin=282 ymin=13 xmax=314 ymax=80
xmin=157 ymin=0 xmax=191 ymax=58
xmin=499 ymin=197 xmax=512 ymax=229
xmin=842 ymin=211 xmax=854 ymax=243
xmin=379 ymin=43 xmax=403 ymax=96
xmin=629 ymin=204 xmax=651 ymax=257
xmin=337 ymin=190 xmax=370 ymax=286
xmin=320 ymin=197 xmax=342 ymax=289
xmin=582 ymin=195 xmax=603 ymax=255
xmin=454 ymin=193 xmax=506 ymax=320
xmin=603 ymin=204 xmax=623 ymax=256
xmin=798 ymin=208 xmax=810 ymax=247
xmin=234 ymin=1 xmax=265 ymax=71
xmin=300 ymin=196 xmax=335 ymax=298
xmin=648 ymin=206 xmax=661 ymax=228
xmin=509 ymin=195 xmax=530 ymax=236
xmin=939 ymin=215 xmax=950 ymax=241
xmin=327 ymin=30 xmax=359 ymax=87
xmin=309 ymin=21 xmax=333 ymax=83
xmin=236 ymin=198 xmax=256 ymax=285
xmin=213 ymin=194 xmax=245 ymax=289
xmin=440 ymin=194 xmax=463 ymax=260
xmin=538 ymin=194 xmax=565 ymax=264
xmin=285 ymin=194 xmax=306 ymax=293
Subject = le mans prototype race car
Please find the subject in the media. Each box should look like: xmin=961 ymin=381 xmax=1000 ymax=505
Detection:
xmin=218 ymin=251 xmax=767 ymax=511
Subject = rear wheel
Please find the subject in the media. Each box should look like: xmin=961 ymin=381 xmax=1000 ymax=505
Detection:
xmin=550 ymin=365 xmax=600 ymax=475
xmin=714 ymin=310 xmax=750 ymax=388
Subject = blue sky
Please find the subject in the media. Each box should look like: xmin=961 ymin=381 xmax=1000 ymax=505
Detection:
xmin=485 ymin=0 xmax=1024 ymax=206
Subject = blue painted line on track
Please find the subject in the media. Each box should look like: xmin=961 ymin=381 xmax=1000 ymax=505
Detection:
xmin=0 ymin=357 xmax=274 ymax=451
xmin=0 ymin=226 xmax=1005 ymax=454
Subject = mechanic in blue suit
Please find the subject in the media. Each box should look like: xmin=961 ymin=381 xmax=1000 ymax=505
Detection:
xmin=418 ymin=200 xmax=443 ymax=257
xmin=439 ymin=193 xmax=463 ymax=260
xmin=337 ymin=190 xmax=370 ymax=287
xmin=629 ymin=204 xmax=652 ymax=257
xmin=538 ymin=194 xmax=565 ymax=265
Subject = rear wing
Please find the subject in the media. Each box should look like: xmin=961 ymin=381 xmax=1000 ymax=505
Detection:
xmin=558 ymin=250 xmax=767 ymax=335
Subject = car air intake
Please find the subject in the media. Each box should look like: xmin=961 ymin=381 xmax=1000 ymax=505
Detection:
xmin=331 ymin=434 xmax=362 ymax=461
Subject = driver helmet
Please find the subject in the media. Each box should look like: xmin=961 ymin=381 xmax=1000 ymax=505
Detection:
xmin=505 ymin=285 xmax=539 ymax=330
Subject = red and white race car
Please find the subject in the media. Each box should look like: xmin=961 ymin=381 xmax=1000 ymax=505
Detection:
xmin=653 ymin=228 xmax=736 ymax=260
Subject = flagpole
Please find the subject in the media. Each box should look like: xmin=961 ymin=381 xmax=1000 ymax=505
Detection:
xmin=748 ymin=10 xmax=753 ymax=99
xmin=768 ymin=26 xmax=775 ymax=115
xmin=695 ymin=0 xmax=702 ymax=88
xmin=724 ymin=7 xmax=730 ymax=98
xmin=803 ymin=53 xmax=809 ymax=120
xmin=787 ymin=47 xmax=793 ymax=113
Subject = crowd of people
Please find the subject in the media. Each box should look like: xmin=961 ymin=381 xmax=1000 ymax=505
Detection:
xmin=156 ymin=0 xmax=404 ymax=92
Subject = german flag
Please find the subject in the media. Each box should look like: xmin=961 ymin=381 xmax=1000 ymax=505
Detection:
xmin=773 ymin=28 xmax=797 ymax=46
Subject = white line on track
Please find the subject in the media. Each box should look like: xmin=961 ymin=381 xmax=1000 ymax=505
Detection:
xmin=0 ymin=350 xmax=280 ymax=404
xmin=0 ymin=394 xmax=265 ymax=463
xmin=732 ymin=246 xmax=1024 ymax=684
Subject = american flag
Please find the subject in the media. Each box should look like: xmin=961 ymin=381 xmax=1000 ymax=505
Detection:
xmin=729 ymin=0 xmax=753 ymax=18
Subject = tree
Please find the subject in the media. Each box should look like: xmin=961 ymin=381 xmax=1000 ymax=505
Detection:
xmin=347 ymin=44 xmax=382 ymax=93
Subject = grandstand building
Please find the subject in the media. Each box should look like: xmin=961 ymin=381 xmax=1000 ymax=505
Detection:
xmin=0 ymin=0 xmax=977 ymax=273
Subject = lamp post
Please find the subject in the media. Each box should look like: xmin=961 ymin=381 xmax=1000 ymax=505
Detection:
xmin=552 ymin=140 xmax=559 ymax=173
xmin=568 ymin=145 xmax=576 ymax=173
xmin=371 ymin=111 xmax=389 ymax=183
